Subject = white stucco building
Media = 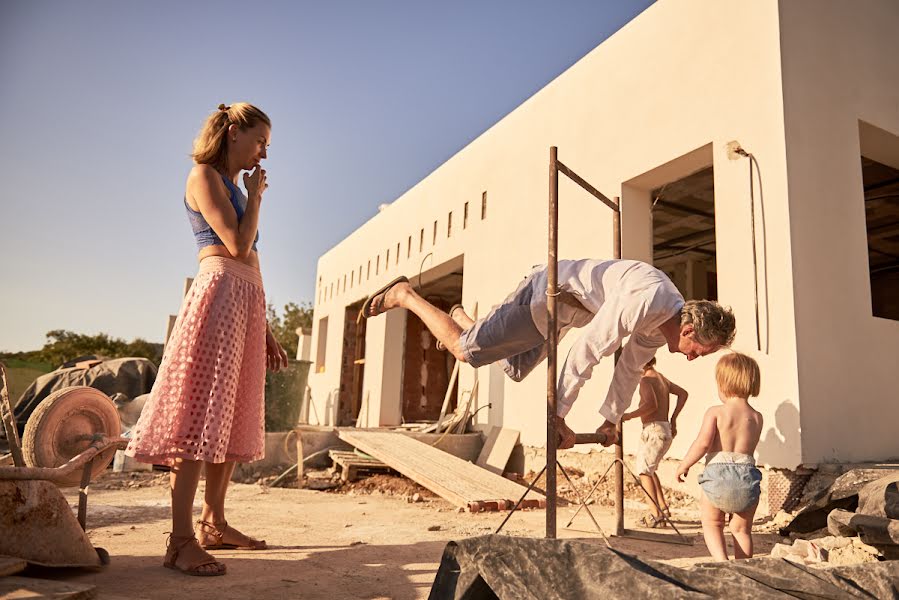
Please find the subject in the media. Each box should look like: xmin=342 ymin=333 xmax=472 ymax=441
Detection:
xmin=306 ymin=0 xmax=899 ymax=503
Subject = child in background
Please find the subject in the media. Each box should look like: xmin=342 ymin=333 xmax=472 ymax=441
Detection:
xmin=622 ymin=357 xmax=689 ymax=527
xmin=676 ymin=352 xmax=763 ymax=560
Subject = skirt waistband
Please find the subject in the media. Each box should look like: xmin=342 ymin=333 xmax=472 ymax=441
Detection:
xmin=198 ymin=256 xmax=263 ymax=287
xmin=705 ymin=451 xmax=756 ymax=466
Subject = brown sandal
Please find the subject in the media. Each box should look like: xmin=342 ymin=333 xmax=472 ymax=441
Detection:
xmin=196 ymin=520 xmax=267 ymax=550
xmin=163 ymin=534 xmax=226 ymax=576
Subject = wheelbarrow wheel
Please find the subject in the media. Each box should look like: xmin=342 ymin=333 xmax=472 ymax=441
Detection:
xmin=22 ymin=386 xmax=121 ymax=488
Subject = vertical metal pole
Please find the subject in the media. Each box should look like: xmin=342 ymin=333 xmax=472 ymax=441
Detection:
xmin=78 ymin=458 xmax=93 ymax=531
xmin=612 ymin=196 xmax=624 ymax=536
xmin=546 ymin=146 xmax=559 ymax=539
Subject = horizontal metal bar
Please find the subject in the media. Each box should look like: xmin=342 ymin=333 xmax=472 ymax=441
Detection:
xmin=555 ymin=160 xmax=618 ymax=212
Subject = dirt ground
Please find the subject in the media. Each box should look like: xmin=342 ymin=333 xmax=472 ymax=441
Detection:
xmin=11 ymin=467 xmax=793 ymax=600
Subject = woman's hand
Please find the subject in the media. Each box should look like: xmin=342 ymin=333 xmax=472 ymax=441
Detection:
xmin=675 ymin=462 xmax=689 ymax=483
xmin=265 ymin=329 xmax=289 ymax=373
xmin=243 ymin=165 xmax=268 ymax=201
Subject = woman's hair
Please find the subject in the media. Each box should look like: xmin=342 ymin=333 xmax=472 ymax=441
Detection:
xmin=643 ymin=356 xmax=657 ymax=369
xmin=680 ymin=300 xmax=736 ymax=347
xmin=191 ymin=102 xmax=271 ymax=171
xmin=715 ymin=352 xmax=761 ymax=398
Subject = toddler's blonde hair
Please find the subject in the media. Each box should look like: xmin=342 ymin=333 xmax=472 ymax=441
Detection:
xmin=715 ymin=352 xmax=761 ymax=398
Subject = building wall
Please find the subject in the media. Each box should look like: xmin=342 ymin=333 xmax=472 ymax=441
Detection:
xmin=310 ymin=0 xmax=810 ymax=468
xmin=778 ymin=0 xmax=899 ymax=464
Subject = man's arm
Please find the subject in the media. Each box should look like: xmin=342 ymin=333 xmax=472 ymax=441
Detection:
xmin=666 ymin=378 xmax=689 ymax=437
xmin=622 ymin=378 xmax=658 ymax=421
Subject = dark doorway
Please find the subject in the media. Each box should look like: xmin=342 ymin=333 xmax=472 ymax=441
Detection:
xmin=401 ymin=265 xmax=463 ymax=423
xmin=337 ymin=300 xmax=366 ymax=426
xmin=651 ymin=166 xmax=717 ymax=301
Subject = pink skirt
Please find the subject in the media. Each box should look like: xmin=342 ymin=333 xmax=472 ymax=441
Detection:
xmin=126 ymin=257 xmax=267 ymax=464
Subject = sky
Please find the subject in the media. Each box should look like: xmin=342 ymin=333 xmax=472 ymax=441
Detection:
xmin=0 ymin=0 xmax=654 ymax=353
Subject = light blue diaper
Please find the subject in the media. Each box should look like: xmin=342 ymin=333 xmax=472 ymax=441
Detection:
xmin=698 ymin=452 xmax=761 ymax=514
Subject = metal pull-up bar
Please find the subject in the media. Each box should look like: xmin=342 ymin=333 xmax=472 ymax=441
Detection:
xmin=546 ymin=146 xmax=623 ymax=539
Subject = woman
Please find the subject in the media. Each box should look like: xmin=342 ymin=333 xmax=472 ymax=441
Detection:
xmin=125 ymin=103 xmax=288 ymax=576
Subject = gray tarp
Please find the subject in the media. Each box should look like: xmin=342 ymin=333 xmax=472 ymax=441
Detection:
xmin=11 ymin=357 xmax=156 ymax=434
xmin=428 ymin=535 xmax=899 ymax=599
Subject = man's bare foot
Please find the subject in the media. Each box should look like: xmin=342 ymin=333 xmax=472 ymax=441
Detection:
xmin=448 ymin=304 xmax=475 ymax=329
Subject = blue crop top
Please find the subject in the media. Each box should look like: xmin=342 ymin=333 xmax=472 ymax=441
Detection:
xmin=184 ymin=174 xmax=259 ymax=252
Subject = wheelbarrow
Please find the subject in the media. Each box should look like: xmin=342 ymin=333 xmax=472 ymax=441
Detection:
xmin=0 ymin=363 xmax=128 ymax=567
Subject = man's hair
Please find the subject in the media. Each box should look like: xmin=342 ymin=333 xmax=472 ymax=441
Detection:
xmin=680 ymin=300 xmax=736 ymax=347
xmin=715 ymin=352 xmax=761 ymax=398
xmin=643 ymin=356 xmax=657 ymax=370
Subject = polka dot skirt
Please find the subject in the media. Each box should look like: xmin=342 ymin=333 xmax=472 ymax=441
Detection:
xmin=126 ymin=257 xmax=266 ymax=465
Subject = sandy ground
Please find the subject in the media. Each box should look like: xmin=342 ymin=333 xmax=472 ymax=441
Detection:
xmin=20 ymin=471 xmax=785 ymax=600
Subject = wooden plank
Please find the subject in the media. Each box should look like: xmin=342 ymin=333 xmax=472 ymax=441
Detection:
xmin=329 ymin=450 xmax=392 ymax=482
xmin=476 ymin=427 xmax=520 ymax=476
xmin=0 ymin=577 xmax=96 ymax=599
xmin=0 ymin=556 xmax=27 ymax=577
xmin=338 ymin=430 xmax=543 ymax=511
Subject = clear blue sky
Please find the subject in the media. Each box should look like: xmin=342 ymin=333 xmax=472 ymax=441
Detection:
xmin=0 ymin=0 xmax=653 ymax=353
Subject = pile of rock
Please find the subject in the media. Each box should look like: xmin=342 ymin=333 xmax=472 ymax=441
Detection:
xmin=774 ymin=471 xmax=899 ymax=566
xmin=827 ymin=473 xmax=899 ymax=560
xmin=771 ymin=535 xmax=880 ymax=566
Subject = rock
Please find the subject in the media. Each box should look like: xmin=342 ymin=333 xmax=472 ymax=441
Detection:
xmin=428 ymin=525 xmax=441 ymax=531
xmin=811 ymin=535 xmax=852 ymax=550
xmin=857 ymin=474 xmax=899 ymax=519
xmin=825 ymin=538 xmax=880 ymax=566
xmin=827 ymin=509 xmax=857 ymax=537
xmin=770 ymin=543 xmax=797 ymax=559
xmin=828 ymin=508 xmax=899 ymax=545
xmin=412 ymin=493 xmax=422 ymax=503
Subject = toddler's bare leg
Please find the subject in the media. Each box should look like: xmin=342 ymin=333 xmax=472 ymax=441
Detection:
xmin=729 ymin=502 xmax=757 ymax=559
xmin=700 ymin=494 xmax=728 ymax=560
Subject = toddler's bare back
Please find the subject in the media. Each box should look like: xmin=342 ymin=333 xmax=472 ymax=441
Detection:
xmin=708 ymin=400 xmax=762 ymax=456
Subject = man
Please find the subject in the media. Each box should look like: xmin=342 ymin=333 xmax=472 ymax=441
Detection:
xmin=362 ymin=258 xmax=735 ymax=448
xmin=622 ymin=356 xmax=689 ymax=527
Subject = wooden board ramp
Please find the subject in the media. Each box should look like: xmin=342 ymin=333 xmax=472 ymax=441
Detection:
xmin=338 ymin=430 xmax=545 ymax=512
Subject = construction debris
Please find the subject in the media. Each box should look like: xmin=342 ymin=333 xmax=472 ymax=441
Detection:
xmin=782 ymin=467 xmax=899 ymax=534
xmin=770 ymin=535 xmax=881 ymax=566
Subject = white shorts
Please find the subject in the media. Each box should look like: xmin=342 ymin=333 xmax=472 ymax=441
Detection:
xmin=634 ymin=421 xmax=672 ymax=475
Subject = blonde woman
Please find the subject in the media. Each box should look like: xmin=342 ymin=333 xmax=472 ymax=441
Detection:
xmin=126 ymin=103 xmax=288 ymax=576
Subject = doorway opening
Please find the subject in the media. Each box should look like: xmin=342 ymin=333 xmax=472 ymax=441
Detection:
xmin=401 ymin=256 xmax=463 ymax=423
xmin=651 ymin=166 xmax=717 ymax=300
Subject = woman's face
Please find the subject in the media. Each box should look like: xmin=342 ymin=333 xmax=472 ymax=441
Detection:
xmin=230 ymin=122 xmax=271 ymax=170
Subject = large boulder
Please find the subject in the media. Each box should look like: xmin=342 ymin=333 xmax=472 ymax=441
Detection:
xmin=857 ymin=474 xmax=899 ymax=519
